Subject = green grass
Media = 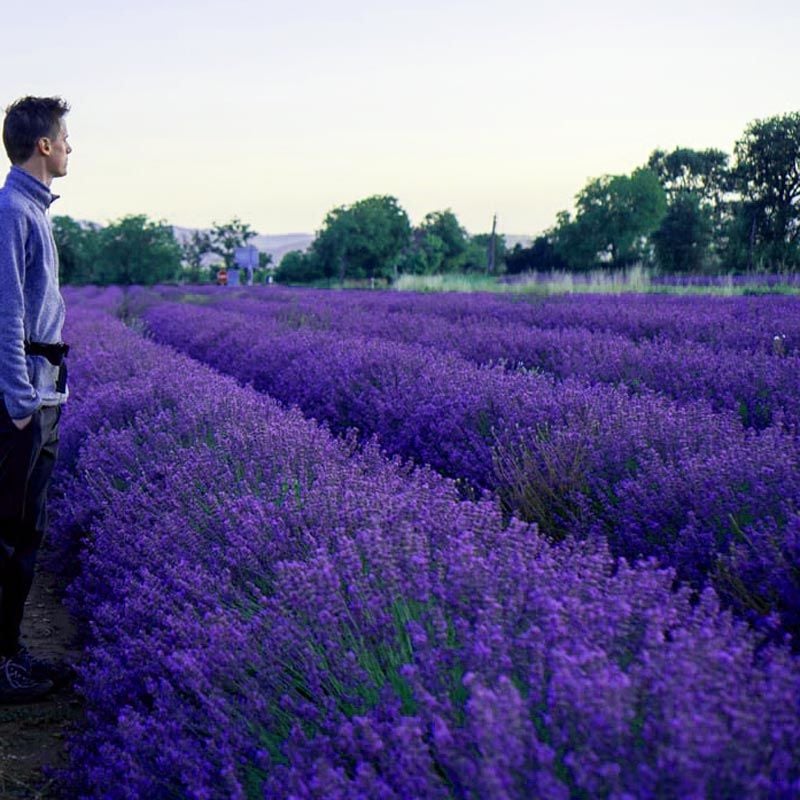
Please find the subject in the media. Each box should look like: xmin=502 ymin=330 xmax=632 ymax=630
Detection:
xmin=392 ymin=273 xmax=501 ymax=293
xmin=392 ymin=268 xmax=800 ymax=296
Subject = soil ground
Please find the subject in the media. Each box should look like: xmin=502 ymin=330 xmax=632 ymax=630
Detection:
xmin=0 ymin=562 xmax=82 ymax=799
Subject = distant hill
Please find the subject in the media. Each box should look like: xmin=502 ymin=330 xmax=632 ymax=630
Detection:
xmin=172 ymin=227 xmax=314 ymax=266
xmin=171 ymin=228 xmax=534 ymax=261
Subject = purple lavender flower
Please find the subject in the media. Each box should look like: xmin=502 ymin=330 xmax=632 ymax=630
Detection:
xmin=47 ymin=288 xmax=800 ymax=798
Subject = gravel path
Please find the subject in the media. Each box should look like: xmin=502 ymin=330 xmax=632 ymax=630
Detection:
xmin=0 ymin=561 xmax=82 ymax=799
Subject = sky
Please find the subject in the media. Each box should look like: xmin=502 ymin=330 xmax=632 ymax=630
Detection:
xmin=1 ymin=0 xmax=798 ymax=236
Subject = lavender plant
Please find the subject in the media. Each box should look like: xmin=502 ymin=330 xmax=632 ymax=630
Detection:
xmin=140 ymin=297 xmax=800 ymax=638
xmin=49 ymin=292 xmax=800 ymax=798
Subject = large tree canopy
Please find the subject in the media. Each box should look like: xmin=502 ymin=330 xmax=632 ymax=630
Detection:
xmin=180 ymin=230 xmax=213 ymax=272
xmin=275 ymin=250 xmax=318 ymax=283
xmin=555 ymin=168 xmax=666 ymax=270
xmin=311 ymin=195 xmax=411 ymax=282
xmin=210 ymin=218 xmax=257 ymax=269
xmin=647 ymin=147 xmax=731 ymax=207
xmin=651 ymin=192 xmax=714 ymax=273
xmin=504 ymin=235 xmax=567 ymax=274
xmin=646 ymin=147 xmax=731 ymax=272
xmin=52 ymin=215 xmax=99 ymax=285
xmin=733 ymin=111 xmax=800 ymax=268
xmin=418 ymin=210 xmax=469 ymax=272
xmin=397 ymin=209 xmax=499 ymax=275
xmin=95 ymin=215 xmax=183 ymax=285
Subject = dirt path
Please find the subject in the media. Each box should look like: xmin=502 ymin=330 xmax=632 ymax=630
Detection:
xmin=0 ymin=563 xmax=82 ymax=799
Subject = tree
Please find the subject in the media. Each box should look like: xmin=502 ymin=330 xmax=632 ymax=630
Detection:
xmin=647 ymin=147 xmax=730 ymax=208
xmin=346 ymin=195 xmax=411 ymax=281
xmin=418 ymin=210 xmax=470 ymax=272
xmin=652 ymin=192 xmax=714 ymax=273
xmin=505 ymin=235 xmax=567 ymax=274
xmin=397 ymin=209 xmax=479 ymax=275
xmin=397 ymin=214 xmax=506 ymax=275
xmin=553 ymin=210 xmax=602 ymax=272
xmin=310 ymin=205 xmax=353 ymax=283
xmin=52 ymin=215 xmax=99 ymax=284
xmin=471 ymin=232 xmax=507 ymax=273
xmin=554 ymin=169 xmax=667 ymax=270
xmin=210 ymin=217 xmax=257 ymax=269
xmin=275 ymin=250 xmax=321 ymax=283
xmin=95 ymin=215 xmax=183 ymax=285
xmin=722 ymin=199 xmax=774 ymax=273
xmin=397 ymin=229 xmax=447 ymax=275
xmin=732 ymin=112 xmax=800 ymax=269
xmin=311 ymin=195 xmax=411 ymax=283
xmin=180 ymin=229 xmax=213 ymax=282
xmin=648 ymin=146 xmax=732 ymax=269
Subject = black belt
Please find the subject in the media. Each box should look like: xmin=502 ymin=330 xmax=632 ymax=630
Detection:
xmin=24 ymin=341 xmax=70 ymax=366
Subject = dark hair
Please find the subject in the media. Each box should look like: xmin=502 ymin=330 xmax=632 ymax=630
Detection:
xmin=3 ymin=96 xmax=70 ymax=165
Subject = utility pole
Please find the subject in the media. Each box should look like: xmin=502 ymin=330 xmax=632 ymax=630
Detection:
xmin=486 ymin=213 xmax=497 ymax=274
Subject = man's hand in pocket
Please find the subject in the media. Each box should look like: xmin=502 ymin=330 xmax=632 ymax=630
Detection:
xmin=12 ymin=415 xmax=32 ymax=431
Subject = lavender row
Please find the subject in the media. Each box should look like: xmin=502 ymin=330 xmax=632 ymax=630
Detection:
xmin=323 ymin=312 xmax=800 ymax=430
xmin=162 ymin=290 xmax=800 ymax=431
xmin=142 ymin=301 xmax=800 ymax=638
xmin=154 ymin=284 xmax=800 ymax=354
xmin=51 ymin=293 xmax=800 ymax=798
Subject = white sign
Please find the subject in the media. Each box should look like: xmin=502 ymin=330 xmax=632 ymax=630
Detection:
xmin=234 ymin=246 xmax=259 ymax=269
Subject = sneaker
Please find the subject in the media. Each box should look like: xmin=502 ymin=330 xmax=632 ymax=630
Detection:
xmin=15 ymin=645 xmax=73 ymax=687
xmin=0 ymin=654 xmax=54 ymax=704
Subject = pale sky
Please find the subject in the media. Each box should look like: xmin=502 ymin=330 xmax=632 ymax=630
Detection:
xmin=2 ymin=0 xmax=797 ymax=236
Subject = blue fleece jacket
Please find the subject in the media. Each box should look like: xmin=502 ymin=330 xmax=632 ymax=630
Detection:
xmin=0 ymin=165 xmax=68 ymax=419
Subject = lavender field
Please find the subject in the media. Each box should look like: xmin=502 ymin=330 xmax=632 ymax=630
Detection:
xmin=51 ymin=285 xmax=800 ymax=799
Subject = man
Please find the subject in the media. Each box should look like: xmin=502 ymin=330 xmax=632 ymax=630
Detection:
xmin=0 ymin=96 xmax=71 ymax=702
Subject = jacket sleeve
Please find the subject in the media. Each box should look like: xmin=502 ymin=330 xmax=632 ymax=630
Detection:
xmin=0 ymin=206 xmax=39 ymax=418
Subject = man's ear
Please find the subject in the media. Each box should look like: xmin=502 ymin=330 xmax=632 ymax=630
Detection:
xmin=37 ymin=137 xmax=51 ymax=156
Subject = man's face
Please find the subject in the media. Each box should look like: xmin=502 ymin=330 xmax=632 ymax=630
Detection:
xmin=42 ymin=118 xmax=71 ymax=179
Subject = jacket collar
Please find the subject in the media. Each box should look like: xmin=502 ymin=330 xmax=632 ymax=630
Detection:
xmin=5 ymin=165 xmax=60 ymax=211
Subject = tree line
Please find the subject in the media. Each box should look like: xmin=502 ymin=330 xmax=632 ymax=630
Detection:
xmin=507 ymin=110 xmax=800 ymax=274
xmin=281 ymin=110 xmax=800 ymax=281
xmin=275 ymin=198 xmax=504 ymax=285
xmin=53 ymin=109 xmax=799 ymax=285
xmin=53 ymin=201 xmax=503 ymax=287
xmin=53 ymin=216 xmax=266 ymax=285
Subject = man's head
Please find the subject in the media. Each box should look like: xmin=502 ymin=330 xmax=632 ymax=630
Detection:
xmin=3 ymin=96 xmax=71 ymax=182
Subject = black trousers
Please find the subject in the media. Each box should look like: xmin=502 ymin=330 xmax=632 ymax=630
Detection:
xmin=0 ymin=404 xmax=61 ymax=657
